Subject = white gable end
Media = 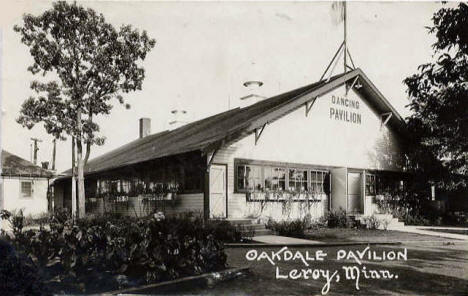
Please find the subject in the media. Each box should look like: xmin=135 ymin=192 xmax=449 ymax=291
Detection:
xmin=231 ymin=85 xmax=405 ymax=171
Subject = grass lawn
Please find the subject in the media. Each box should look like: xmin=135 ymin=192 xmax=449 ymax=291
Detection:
xmin=303 ymin=227 xmax=451 ymax=243
xmin=176 ymin=243 xmax=468 ymax=295
xmin=425 ymin=228 xmax=468 ymax=235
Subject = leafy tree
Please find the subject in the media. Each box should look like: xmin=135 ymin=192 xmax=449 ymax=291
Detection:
xmin=15 ymin=1 xmax=156 ymax=217
xmin=404 ymin=3 xmax=468 ymax=189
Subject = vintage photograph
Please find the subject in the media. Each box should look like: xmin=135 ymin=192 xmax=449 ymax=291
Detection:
xmin=0 ymin=1 xmax=467 ymax=295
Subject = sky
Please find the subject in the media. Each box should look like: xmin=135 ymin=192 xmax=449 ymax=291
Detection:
xmin=0 ymin=1 xmax=453 ymax=172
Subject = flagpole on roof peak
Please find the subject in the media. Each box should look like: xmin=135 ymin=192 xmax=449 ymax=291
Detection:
xmin=343 ymin=1 xmax=347 ymax=73
xmin=320 ymin=1 xmax=355 ymax=82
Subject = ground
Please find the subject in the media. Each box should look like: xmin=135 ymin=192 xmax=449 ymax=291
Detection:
xmin=87 ymin=242 xmax=468 ymax=295
xmin=139 ymin=229 xmax=468 ymax=295
xmin=199 ymin=242 xmax=468 ymax=295
xmin=303 ymin=228 xmax=450 ymax=243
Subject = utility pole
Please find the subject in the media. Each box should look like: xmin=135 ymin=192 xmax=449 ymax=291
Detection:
xmin=30 ymin=137 xmax=43 ymax=165
xmin=52 ymin=138 xmax=56 ymax=171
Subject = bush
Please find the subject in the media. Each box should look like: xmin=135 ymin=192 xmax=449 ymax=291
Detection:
xmin=0 ymin=211 xmax=228 ymax=294
xmin=23 ymin=212 xmax=51 ymax=228
xmin=0 ymin=238 xmax=50 ymax=296
xmin=361 ymin=215 xmax=381 ymax=230
xmin=266 ymin=219 xmax=307 ymax=238
xmin=403 ymin=213 xmax=431 ymax=226
xmin=320 ymin=209 xmax=349 ymax=228
xmin=205 ymin=220 xmax=243 ymax=243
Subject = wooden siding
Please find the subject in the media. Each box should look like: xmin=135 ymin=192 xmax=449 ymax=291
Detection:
xmin=232 ymin=86 xmax=406 ymax=172
xmin=212 ymin=145 xmax=326 ymax=221
xmin=165 ymin=193 xmax=204 ymax=216
xmin=85 ymin=193 xmax=204 ymax=218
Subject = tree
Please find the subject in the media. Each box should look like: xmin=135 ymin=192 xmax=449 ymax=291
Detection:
xmin=15 ymin=1 xmax=156 ymax=217
xmin=404 ymin=3 xmax=468 ymax=189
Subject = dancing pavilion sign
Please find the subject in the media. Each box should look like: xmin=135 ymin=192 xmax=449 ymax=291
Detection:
xmin=329 ymin=95 xmax=362 ymax=124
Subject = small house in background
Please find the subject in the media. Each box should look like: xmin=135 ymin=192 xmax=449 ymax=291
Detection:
xmin=53 ymin=68 xmax=410 ymax=221
xmin=1 ymin=150 xmax=54 ymax=220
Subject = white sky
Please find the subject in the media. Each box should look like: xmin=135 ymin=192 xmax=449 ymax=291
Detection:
xmin=0 ymin=1 xmax=452 ymax=172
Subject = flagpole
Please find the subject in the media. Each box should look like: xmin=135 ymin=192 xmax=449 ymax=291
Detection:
xmin=344 ymin=1 xmax=347 ymax=73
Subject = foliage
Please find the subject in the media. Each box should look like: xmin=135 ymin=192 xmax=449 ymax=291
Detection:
xmin=374 ymin=190 xmax=465 ymax=226
xmin=266 ymin=219 xmax=308 ymax=238
xmin=320 ymin=209 xmax=349 ymax=228
xmin=14 ymin=1 xmax=156 ymax=142
xmin=404 ymin=3 xmax=468 ymax=189
xmin=14 ymin=1 xmax=156 ymax=217
xmin=0 ymin=238 xmax=51 ymax=296
xmin=361 ymin=215 xmax=381 ymax=230
xmin=204 ymin=220 xmax=243 ymax=243
xmin=22 ymin=212 xmax=51 ymax=228
xmin=0 ymin=210 xmax=228 ymax=294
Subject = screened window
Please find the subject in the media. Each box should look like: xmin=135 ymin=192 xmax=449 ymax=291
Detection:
xmin=20 ymin=181 xmax=32 ymax=198
xmin=110 ymin=180 xmax=120 ymax=194
xmin=366 ymin=174 xmax=376 ymax=195
xmin=264 ymin=167 xmax=286 ymax=191
xmin=310 ymin=170 xmax=326 ymax=194
xmin=235 ymin=161 xmax=327 ymax=193
xmin=288 ymin=169 xmax=308 ymax=192
xmin=184 ymin=164 xmax=202 ymax=191
xmin=237 ymin=165 xmax=264 ymax=191
xmin=121 ymin=180 xmax=131 ymax=194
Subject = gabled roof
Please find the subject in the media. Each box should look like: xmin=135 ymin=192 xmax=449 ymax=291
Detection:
xmin=1 ymin=150 xmax=54 ymax=178
xmin=63 ymin=68 xmax=407 ymax=177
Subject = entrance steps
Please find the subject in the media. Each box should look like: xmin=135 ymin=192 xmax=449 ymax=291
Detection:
xmin=226 ymin=218 xmax=273 ymax=236
xmin=350 ymin=214 xmax=405 ymax=230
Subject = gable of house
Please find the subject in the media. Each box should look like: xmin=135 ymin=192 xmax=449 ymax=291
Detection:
xmin=1 ymin=150 xmax=53 ymax=178
xmin=230 ymin=85 xmax=405 ymax=171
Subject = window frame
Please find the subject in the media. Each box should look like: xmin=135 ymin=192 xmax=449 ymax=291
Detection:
xmin=234 ymin=159 xmax=328 ymax=195
xmin=365 ymin=173 xmax=377 ymax=196
xmin=19 ymin=180 xmax=33 ymax=199
xmin=310 ymin=170 xmax=327 ymax=194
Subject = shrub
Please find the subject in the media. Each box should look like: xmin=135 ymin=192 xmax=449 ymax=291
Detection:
xmin=320 ymin=209 xmax=349 ymax=228
xmin=362 ymin=215 xmax=381 ymax=230
xmin=0 ymin=211 xmax=228 ymax=294
xmin=403 ymin=213 xmax=431 ymax=226
xmin=205 ymin=220 xmax=243 ymax=243
xmin=23 ymin=212 xmax=51 ymax=228
xmin=0 ymin=238 xmax=50 ymax=296
xmin=266 ymin=219 xmax=307 ymax=238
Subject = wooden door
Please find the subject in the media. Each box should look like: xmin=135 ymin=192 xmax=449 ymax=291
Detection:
xmin=209 ymin=165 xmax=227 ymax=218
xmin=347 ymin=172 xmax=363 ymax=214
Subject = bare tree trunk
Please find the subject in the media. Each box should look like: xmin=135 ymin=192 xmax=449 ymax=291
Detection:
xmin=84 ymin=112 xmax=92 ymax=165
xmin=71 ymin=137 xmax=77 ymax=220
xmin=52 ymin=138 xmax=56 ymax=171
xmin=76 ymin=109 xmax=86 ymax=218
xmin=84 ymin=141 xmax=91 ymax=165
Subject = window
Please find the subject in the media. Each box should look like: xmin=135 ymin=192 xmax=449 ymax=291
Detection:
xmin=20 ymin=181 xmax=32 ymax=198
xmin=264 ymin=167 xmax=286 ymax=191
xmin=237 ymin=165 xmax=263 ymax=191
xmin=235 ymin=160 xmax=328 ymax=194
xmin=184 ymin=163 xmax=202 ymax=191
xmin=310 ymin=170 xmax=326 ymax=194
xmin=121 ymin=180 xmax=131 ymax=194
xmin=288 ymin=169 xmax=308 ymax=192
xmin=110 ymin=180 xmax=120 ymax=194
xmin=366 ymin=174 xmax=376 ymax=195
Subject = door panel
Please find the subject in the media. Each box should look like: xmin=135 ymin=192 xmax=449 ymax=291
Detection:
xmin=330 ymin=167 xmax=347 ymax=211
xmin=347 ymin=172 xmax=362 ymax=214
xmin=209 ymin=165 xmax=227 ymax=218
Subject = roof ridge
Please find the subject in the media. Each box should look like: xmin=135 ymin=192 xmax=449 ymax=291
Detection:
xmin=56 ymin=68 xmax=407 ymax=178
